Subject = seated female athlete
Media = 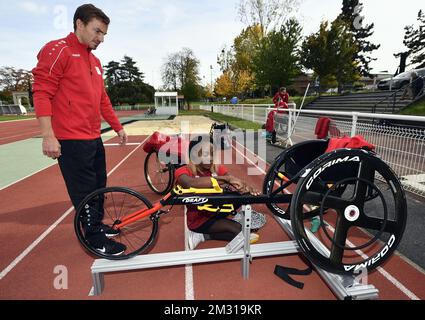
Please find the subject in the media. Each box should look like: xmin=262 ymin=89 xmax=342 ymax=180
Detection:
xmin=175 ymin=136 xmax=261 ymax=250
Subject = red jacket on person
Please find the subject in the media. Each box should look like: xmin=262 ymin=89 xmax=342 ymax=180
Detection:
xmin=273 ymin=92 xmax=289 ymax=106
xmin=32 ymin=32 xmax=123 ymax=140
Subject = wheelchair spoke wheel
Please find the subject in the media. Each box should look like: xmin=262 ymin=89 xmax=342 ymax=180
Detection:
xmin=291 ymin=149 xmax=407 ymax=275
xmin=144 ymin=151 xmax=174 ymax=195
xmin=75 ymin=187 xmax=158 ymax=260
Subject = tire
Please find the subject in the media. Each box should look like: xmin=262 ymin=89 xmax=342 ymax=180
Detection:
xmin=144 ymin=151 xmax=174 ymax=195
xmin=290 ymin=149 xmax=407 ymax=275
xmin=74 ymin=187 xmax=158 ymax=260
xmin=263 ymin=140 xmax=329 ymax=220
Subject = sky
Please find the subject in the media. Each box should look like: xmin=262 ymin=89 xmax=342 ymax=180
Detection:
xmin=0 ymin=0 xmax=424 ymax=89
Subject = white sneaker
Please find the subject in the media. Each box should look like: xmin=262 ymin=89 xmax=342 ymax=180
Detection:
xmin=250 ymin=233 xmax=260 ymax=244
xmin=188 ymin=231 xmax=205 ymax=250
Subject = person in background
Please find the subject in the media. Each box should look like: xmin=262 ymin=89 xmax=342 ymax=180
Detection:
xmin=273 ymin=87 xmax=290 ymax=113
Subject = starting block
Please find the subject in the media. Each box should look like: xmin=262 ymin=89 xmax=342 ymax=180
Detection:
xmin=90 ymin=205 xmax=379 ymax=299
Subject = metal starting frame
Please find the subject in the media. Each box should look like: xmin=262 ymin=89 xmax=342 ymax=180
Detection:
xmin=90 ymin=205 xmax=379 ymax=300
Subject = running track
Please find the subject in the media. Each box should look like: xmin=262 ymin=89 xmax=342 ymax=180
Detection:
xmin=0 ymin=111 xmax=144 ymax=146
xmin=0 ymin=122 xmax=424 ymax=299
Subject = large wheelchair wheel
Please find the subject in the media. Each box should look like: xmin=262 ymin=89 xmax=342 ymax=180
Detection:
xmin=290 ymin=149 xmax=407 ymax=275
xmin=75 ymin=187 xmax=158 ymax=260
xmin=144 ymin=151 xmax=174 ymax=195
xmin=263 ymin=140 xmax=329 ymax=220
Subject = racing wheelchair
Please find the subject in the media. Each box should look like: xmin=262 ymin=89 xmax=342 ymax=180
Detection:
xmin=143 ymin=123 xmax=232 ymax=195
xmin=74 ymin=137 xmax=407 ymax=275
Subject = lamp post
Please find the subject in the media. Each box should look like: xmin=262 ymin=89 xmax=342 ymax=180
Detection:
xmin=210 ymin=65 xmax=213 ymax=89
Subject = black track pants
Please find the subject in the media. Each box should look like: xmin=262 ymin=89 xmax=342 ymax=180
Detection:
xmin=58 ymin=138 xmax=107 ymax=230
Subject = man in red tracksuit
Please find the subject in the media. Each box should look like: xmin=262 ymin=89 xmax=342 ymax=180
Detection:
xmin=32 ymin=4 xmax=128 ymax=256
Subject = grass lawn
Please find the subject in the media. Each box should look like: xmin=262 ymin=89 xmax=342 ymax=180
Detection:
xmin=0 ymin=115 xmax=36 ymax=122
xmin=179 ymin=109 xmax=262 ymax=130
xmin=399 ymin=97 xmax=425 ymax=116
xmin=212 ymin=96 xmax=317 ymax=108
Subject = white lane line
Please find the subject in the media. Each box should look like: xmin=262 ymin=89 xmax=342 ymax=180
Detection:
xmin=0 ymin=137 xmax=148 ymax=281
xmin=0 ymin=118 xmax=36 ymax=124
xmin=0 ymin=207 xmax=73 ymax=280
xmin=233 ymin=139 xmax=420 ymax=300
xmin=0 ymin=163 xmax=57 ymax=192
xmin=326 ymin=224 xmax=420 ymax=301
xmin=0 ymin=140 xmax=142 ymax=192
xmin=376 ymin=266 xmax=419 ymax=300
xmin=184 ymin=206 xmax=195 ymax=300
xmin=104 ymin=143 xmax=141 ymax=147
xmin=0 ymin=131 xmax=41 ymax=141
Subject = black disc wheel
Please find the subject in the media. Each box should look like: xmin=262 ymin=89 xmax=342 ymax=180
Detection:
xmin=75 ymin=187 xmax=158 ymax=260
xmin=144 ymin=151 xmax=174 ymax=195
xmin=290 ymin=149 xmax=407 ymax=275
xmin=263 ymin=140 xmax=329 ymax=220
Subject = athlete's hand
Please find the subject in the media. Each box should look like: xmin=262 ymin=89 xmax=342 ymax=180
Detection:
xmin=42 ymin=136 xmax=61 ymax=160
xmin=228 ymin=176 xmax=261 ymax=196
xmin=118 ymin=129 xmax=128 ymax=145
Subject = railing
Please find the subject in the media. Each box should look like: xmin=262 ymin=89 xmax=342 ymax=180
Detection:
xmin=372 ymin=76 xmax=424 ymax=114
xmin=200 ymin=103 xmax=297 ymax=124
xmin=0 ymin=105 xmax=27 ymax=116
xmin=204 ymin=104 xmax=425 ymax=199
xmin=113 ymin=105 xmax=153 ymax=111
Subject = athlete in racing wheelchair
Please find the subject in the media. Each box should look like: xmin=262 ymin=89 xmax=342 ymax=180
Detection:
xmin=75 ymin=132 xmax=407 ymax=276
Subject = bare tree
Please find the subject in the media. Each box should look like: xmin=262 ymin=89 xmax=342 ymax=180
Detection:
xmin=238 ymin=0 xmax=301 ymax=38
xmin=161 ymin=48 xmax=200 ymax=90
xmin=0 ymin=67 xmax=33 ymax=92
xmin=161 ymin=48 xmax=201 ymax=108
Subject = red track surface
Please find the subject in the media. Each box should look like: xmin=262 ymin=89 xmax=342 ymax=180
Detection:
xmin=1 ymin=133 xmax=425 ymax=300
xmin=0 ymin=111 xmax=144 ymax=145
xmin=0 ymin=119 xmax=41 ymax=145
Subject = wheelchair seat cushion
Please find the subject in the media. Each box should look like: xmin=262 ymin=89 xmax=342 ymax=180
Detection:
xmin=325 ymin=135 xmax=375 ymax=153
xmin=143 ymin=131 xmax=170 ymax=153
xmin=143 ymin=132 xmax=190 ymax=163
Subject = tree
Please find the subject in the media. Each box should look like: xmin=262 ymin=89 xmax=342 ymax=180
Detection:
xmin=238 ymin=0 xmax=301 ymax=40
xmin=103 ymin=56 xmax=154 ymax=105
xmin=203 ymin=84 xmax=215 ymax=100
xmin=300 ymin=22 xmax=334 ymax=93
xmin=338 ymin=0 xmax=380 ymax=77
xmin=104 ymin=61 xmax=121 ymax=86
xmin=161 ymin=48 xmax=201 ymax=108
xmin=120 ymin=56 xmax=144 ymax=82
xmin=233 ymin=24 xmax=263 ymax=71
xmin=0 ymin=66 xmax=33 ymax=106
xmin=401 ymin=10 xmax=425 ymax=69
xmin=300 ymin=20 xmax=359 ymax=93
xmin=214 ymin=72 xmax=233 ymax=98
xmin=0 ymin=67 xmax=33 ymax=92
xmin=330 ymin=19 xmax=360 ymax=92
xmin=217 ymin=25 xmax=261 ymax=98
xmin=251 ymin=18 xmax=302 ymax=92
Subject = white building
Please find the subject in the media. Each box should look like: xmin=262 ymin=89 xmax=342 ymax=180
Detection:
xmin=154 ymin=92 xmax=179 ymax=116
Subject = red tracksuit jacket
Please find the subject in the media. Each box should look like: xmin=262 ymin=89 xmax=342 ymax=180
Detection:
xmin=32 ymin=32 xmax=123 ymax=140
xmin=273 ymin=92 xmax=289 ymax=106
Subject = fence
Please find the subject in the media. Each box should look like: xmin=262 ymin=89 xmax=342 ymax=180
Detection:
xmin=113 ymin=105 xmax=153 ymax=111
xmin=0 ymin=105 xmax=27 ymax=115
xmin=201 ymin=103 xmax=297 ymax=124
xmin=201 ymin=104 xmax=425 ymax=199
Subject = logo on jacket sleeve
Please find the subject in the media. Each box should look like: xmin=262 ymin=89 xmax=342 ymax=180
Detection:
xmin=95 ymin=66 xmax=102 ymax=75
